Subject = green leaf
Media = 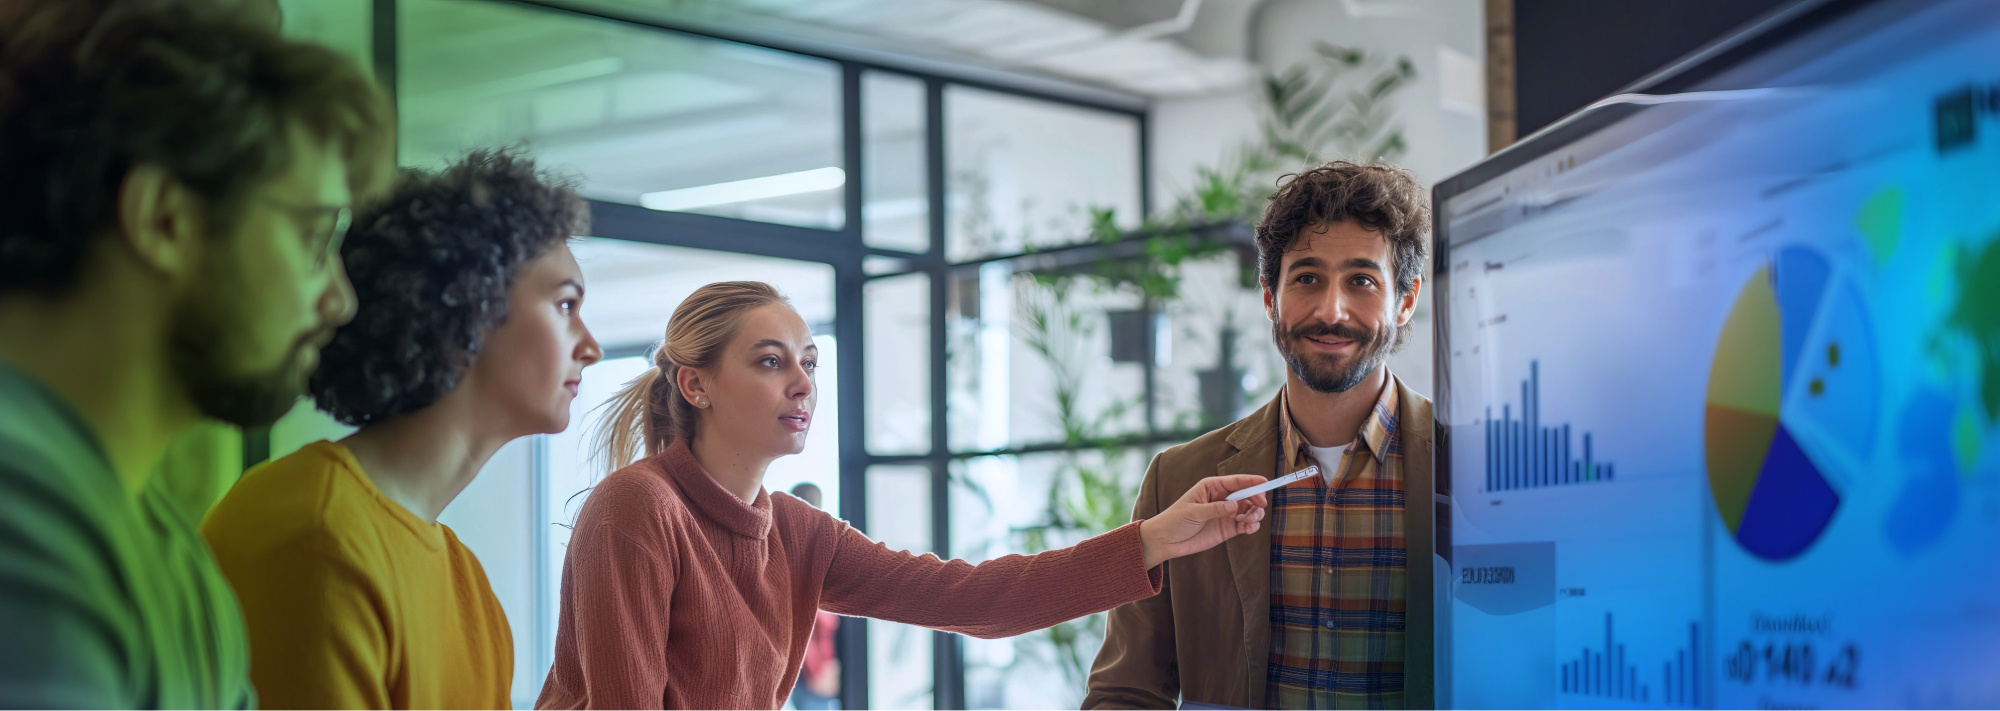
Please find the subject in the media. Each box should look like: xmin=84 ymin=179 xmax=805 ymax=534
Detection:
xmin=1366 ymin=70 xmax=1408 ymax=101
xmin=1313 ymin=41 xmax=1365 ymax=66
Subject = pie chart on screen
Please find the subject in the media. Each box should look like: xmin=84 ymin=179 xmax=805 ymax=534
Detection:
xmin=1704 ymin=247 xmax=1877 ymax=561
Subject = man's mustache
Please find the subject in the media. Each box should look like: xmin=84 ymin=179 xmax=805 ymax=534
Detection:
xmin=1286 ymin=320 xmax=1374 ymax=345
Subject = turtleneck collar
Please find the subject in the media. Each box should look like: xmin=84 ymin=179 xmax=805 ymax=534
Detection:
xmin=654 ymin=439 xmax=773 ymax=539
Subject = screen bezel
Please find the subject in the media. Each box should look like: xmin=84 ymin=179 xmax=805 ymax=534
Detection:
xmin=1431 ymin=0 xmax=1886 ymax=217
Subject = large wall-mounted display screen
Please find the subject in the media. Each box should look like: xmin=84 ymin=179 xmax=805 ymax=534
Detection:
xmin=1434 ymin=1 xmax=2000 ymax=707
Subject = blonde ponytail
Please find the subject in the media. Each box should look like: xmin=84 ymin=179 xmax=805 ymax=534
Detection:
xmin=588 ymin=281 xmax=790 ymax=475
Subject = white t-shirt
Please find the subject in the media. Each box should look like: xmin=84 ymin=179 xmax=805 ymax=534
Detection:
xmin=1308 ymin=442 xmax=1352 ymax=484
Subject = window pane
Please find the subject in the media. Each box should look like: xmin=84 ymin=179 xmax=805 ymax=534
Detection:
xmin=947 ymin=264 xmax=1148 ymax=452
xmin=864 ymin=72 xmax=929 ymax=253
xmin=864 ymin=255 xmax=914 ymax=276
xmin=400 ymin=0 xmax=844 ymax=230
xmin=568 ymin=237 xmax=836 ymax=352
xmin=1151 ymin=250 xmax=1287 ymax=432
xmin=277 ymin=0 xmax=371 ymax=75
xmin=866 ymin=273 xmax=931 ymax=455
xmin=949 ymin=452 xmax=1147 ymax=709
xmin=867 ymin=465 xmax=935 ymax=710
xmin=945 ymin=86 xmax=1139 ymax=262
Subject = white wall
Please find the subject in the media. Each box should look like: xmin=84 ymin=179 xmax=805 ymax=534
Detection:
xmin=1149 ymin=0 xmax=1488 ymax=400
xmin=1255 ymin=0 xmax=1488 ymax=185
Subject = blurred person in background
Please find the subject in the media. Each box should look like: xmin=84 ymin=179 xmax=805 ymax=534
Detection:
xmin=203 ymin=150 xmax=603 ymax=709
xmin=0 ymin=1 xmax=393 ymax=706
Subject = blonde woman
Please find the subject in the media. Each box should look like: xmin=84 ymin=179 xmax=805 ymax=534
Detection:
xmin=537 ymin=282 xmax=1269 ymax=709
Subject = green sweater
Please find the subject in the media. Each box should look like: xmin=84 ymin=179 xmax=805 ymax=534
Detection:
xmin=0 ymin=363 xmax=253 ymax=708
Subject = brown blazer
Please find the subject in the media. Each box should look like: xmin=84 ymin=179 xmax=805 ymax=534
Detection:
xmin=1083 ymin=378 xmax=1436 ymax=710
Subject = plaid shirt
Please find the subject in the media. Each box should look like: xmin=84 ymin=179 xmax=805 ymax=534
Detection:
xmin=1266 ymin=377 xmax=1407 ymax=710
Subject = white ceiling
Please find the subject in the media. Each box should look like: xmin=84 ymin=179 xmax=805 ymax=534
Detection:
xmin=558 ymin=0 xmax=1258 ymax=97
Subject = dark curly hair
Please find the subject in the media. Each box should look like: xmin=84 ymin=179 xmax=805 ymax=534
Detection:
xmin=1254 ymin=160 xmax=1432 ymax=298
xmin=310 ymin=149 xmax=588 ymax=426
xmin=0 ymin=0 xmax=394 ymax=294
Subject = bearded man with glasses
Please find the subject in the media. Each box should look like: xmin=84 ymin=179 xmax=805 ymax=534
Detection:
xmin=0 ymin=1 xmax=394 ymax=706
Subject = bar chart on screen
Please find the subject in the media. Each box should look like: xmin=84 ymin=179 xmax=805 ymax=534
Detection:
xmin=1561 ymin=612 xmax=1703 ymax=708
xmin=1485 ymin=360 xmax=1615 ymax=493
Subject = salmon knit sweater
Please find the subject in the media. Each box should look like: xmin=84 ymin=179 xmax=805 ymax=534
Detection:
xmin=535 ymin=441 xmax=1163 ymax=710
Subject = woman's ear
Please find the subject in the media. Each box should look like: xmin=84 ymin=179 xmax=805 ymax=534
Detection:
xmin=676 ymin=364 xmax=711 ymax=409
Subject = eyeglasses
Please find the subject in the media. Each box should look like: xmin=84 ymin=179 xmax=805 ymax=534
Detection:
xmin=256 ymin=197 xmax=352 ymax=269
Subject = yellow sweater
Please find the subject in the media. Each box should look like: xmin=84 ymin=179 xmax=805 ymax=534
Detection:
xmin=202 ymin=441 xmax=512 ymax=709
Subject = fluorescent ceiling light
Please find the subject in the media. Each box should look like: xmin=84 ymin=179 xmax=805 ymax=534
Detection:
xmin=640 ymin=167 xmax=845 ymax=211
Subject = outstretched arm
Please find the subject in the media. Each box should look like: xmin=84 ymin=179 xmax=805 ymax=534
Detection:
xmin=819 ymin=475 xmax=1265 ymax=640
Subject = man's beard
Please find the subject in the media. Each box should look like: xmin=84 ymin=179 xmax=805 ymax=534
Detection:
xmin=1273 ymin=315 xmax=1400 ymax=394
xmin=166 ymin=272 xmax=328 ymax=427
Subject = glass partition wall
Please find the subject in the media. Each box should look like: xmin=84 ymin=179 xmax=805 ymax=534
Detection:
xmin=265 ymin=2 xmax=1304 ymax=708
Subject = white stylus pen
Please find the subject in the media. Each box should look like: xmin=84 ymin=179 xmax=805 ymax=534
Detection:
xmin=1225 ymin=464 xmax=1320 ymax=502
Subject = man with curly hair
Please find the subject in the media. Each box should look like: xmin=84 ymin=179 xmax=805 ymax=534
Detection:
xmin=1086 ymin=160 xmax=1436 ymax=710
xmin=0 ymin=1 xmax=394 ymax=707
xmin=201 ymin=150 xmax=603 ymax=709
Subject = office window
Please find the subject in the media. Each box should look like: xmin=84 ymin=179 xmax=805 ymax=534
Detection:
xmin=866 ymin=272 xmax=931 ymax=455
xmin=864 ymin=271 xmax=932 ymax=455
xmin=947 ymin=265 xmax=1149 ymax=453
xmin=945 ymin=86 xmax=1140 ymax=262
xmin=1151 ymin=251 xmax=1287 ymax=432
xmin=865 ymin=72 xmax=930 ymax=253
xmin=950 ymin=452 xmax=1146 ymax=709
xmin=866 ymin=464 xmax=938 ymax=710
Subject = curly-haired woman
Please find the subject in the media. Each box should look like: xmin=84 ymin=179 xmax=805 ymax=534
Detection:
xmin=201 ymin=150 xmax=602 ymax=709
